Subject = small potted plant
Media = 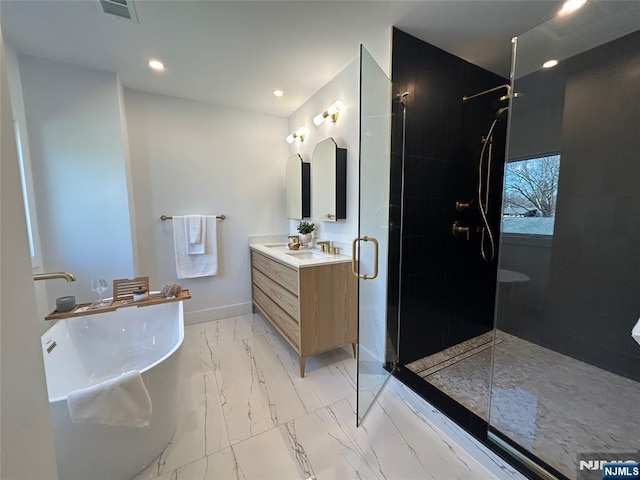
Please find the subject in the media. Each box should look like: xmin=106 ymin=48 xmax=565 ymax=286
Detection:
xmin=297 ymin=221 xmax=315 ymax=246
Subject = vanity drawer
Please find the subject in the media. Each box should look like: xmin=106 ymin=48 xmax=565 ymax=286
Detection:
xmin=251 ymin=251 xmax=298 ymax=294
xmin=251 ymin=250 xmax=271 ymax=273
xmin=252 ymin=268 xmax=299 ymax=319
xmin=253 ymin=285 xmax=299 ymax=349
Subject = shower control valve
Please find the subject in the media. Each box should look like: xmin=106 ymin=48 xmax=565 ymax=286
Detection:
xmin=455 ymin=199 xmax=475 ymax=211
xmin=452 ymin=222 xmax=470 ymax=240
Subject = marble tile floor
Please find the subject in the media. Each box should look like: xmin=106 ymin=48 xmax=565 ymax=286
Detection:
xmin=134 ymin=313 xmax=523 ymax=480
xmin=407 ymin=331 xmax=640 ymax=479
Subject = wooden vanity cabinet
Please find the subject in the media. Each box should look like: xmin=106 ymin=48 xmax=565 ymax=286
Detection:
xmin=250 ymin=250 xmax=356 ymax=377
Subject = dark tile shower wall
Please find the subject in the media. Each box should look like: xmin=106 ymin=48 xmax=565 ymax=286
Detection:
xmin=385 ymin=95 xmax=406 ymax=364
xmin=512 ymin=31 xmax=640 ymax=381
xmin=389 ymin=28 xmax=508 ymax=364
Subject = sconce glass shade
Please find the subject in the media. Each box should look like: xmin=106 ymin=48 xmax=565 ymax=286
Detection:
xmin=327 ymin=100 xmax=344 ymax=116
xmin=286 ymin=126 xmax=309 ymax=143
xmin=313 ymin=101 xmax=344 ymax=126
xmin=313 ymin=113 xmax=327 ymax=126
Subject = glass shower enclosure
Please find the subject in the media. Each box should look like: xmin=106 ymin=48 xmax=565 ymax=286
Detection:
xmin=356 ymin=45 xmax=403 ymax=424
xmin=356 ymin=3 xmax=640 ymax=479
xmin=488 ymin=3 xmax=640 ymax=478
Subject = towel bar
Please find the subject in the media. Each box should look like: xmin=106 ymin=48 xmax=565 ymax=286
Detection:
xmin=160 ymin=214 xmax=226 ymax=221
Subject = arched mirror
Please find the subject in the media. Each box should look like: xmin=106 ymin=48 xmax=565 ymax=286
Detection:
xmin=286 ymin=153 xmax=310 ymax=219
xmin=311 ymin=137 xmax=346 ymax=222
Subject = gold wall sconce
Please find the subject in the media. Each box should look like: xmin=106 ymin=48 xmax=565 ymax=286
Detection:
xmin=313 ymin=100 xmax=344 ymax=126
xmin=286 ymin=126 xmax=309 ymax=144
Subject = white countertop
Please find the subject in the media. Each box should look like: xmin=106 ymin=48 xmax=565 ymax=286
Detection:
xmin=249 ymin=242 xmax=352 ymax=269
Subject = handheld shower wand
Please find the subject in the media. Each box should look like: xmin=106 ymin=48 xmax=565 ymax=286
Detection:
xmin=478 ymin=115 xmax=502 ymax=263
xmin=463 ymin=84 xmax=515 ymax=263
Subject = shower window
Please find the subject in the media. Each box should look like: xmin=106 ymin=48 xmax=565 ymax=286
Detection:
xmin=502 ymin=153 xmax=560 ymax=236
xmin=13 ymin=120 xmax=41 ymax=268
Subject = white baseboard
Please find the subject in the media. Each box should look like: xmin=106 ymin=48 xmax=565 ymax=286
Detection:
xmin=184 ymin=302 xmax=254 ymax=325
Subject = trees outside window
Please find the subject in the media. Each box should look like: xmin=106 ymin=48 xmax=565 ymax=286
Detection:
xmin=503 ymin=154 xmax=560 ymax=235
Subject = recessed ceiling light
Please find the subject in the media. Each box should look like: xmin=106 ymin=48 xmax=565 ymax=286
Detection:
xmin=148 ymin=60 xmax=165 ymax=72
xmin=543 ymin=60 xmax=559 ymax=69
xmin=559 ymin=0 xmax=587 ymax=16
xmin=273 ymin=89 xmax=284 ymax=97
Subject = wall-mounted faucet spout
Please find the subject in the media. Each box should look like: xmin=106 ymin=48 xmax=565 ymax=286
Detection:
xmin=33 ymin=272 xmax=76 ymax=282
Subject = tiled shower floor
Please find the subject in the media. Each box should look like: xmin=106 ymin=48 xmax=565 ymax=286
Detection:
xmin=407 ymin=331 xmax=640 ymax=479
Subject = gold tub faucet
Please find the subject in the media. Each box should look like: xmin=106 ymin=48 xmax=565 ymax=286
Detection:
xmin=33 ymin=272 xmax=76 ymax=282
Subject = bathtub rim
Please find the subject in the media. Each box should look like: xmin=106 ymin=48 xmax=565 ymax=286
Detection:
xmin=45 ymin=298 xmax=185 ymax=404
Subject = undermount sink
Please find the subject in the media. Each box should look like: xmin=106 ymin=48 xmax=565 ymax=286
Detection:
xmin=263 ymin=243 xmax=287 ymax=248
xmin=285 ymin=251 xmax=330 ymax=260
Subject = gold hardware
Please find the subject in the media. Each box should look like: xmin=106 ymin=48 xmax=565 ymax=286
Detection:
xmin=288 ymin=235 xmax=300 ymax=244
xmin=455 ymin=200 xmax=474 ymax=211
xmin=351 ymin=236 xmax=379 ymax=280
xmin=326 ymin=213 xmax=335 ymax=219
xmin=330 ymin=246 xmax=341 ymax=255
xmin=452 ymin=222 xmax=470 ymax=240
xmin=351 ymin=239 xmax=358 ymax=277
xmin=316 ymin=241 xmax=330 ymax=253
xmin=33 ymin=272 xmax=76 ymax=282
xmin=161 ymin=214 xmax=225 ymax=221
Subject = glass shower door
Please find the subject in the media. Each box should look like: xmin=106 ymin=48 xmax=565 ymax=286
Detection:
xmin=356 ymin=45 xmax=403 ymax=424
xmin=488 ymin=3 xmax=640 ymax=479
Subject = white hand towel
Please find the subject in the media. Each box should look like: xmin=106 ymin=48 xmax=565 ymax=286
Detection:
xmin=67 ymin=371 xmax=152 ymax=427
xmin=187 ymin=215 xmax=202 ymax=244
xmin=173 ymin=215 xmax=218 ymax=278
xmin=185 ymin=215 xmax=205 ymax=255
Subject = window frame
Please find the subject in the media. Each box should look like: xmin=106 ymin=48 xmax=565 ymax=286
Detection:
xmin=13 ymin=119 xmax=42 ymax=270
xmin=502 ymin=152 xmax=561 ymax=238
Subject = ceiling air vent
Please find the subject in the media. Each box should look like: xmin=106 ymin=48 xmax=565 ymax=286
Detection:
xmin=99 ymin=0 xmax=138 ymax=23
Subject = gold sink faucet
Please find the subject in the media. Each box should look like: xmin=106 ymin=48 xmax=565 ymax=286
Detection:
xmin=316 ymin=240 xmax=331 ymax=253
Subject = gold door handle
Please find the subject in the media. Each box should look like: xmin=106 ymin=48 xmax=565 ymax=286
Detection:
xmin=326 ymin=213 xmax=335 ymax=219
xmin=351 ymin=236 xmax=379 ymax=280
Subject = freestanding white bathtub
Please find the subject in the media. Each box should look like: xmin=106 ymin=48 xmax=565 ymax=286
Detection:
xmin=41 ymin=299 xmax=184 ymax=480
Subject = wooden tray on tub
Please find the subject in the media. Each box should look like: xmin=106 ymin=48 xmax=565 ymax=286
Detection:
xmin=45 ymin=289 xmax=191 ymax=321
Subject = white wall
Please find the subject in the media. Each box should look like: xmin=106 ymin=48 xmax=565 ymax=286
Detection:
xmin=124 ymin=89 xmax=289 ymax=323
xmin=285 ymin=34 xmax=390 ymax=245
xmin=287 ymin=58 xmax=360 ymax=244
xmin=363 ymin=28 xmax=392 ymax=78
xmin=286 ymin=35 xmax=392 ymax=365
xmin=17 ymin=54 xmax=135 ymax=312
xmin=1 ymin=30 xmax=58 ymax=479
xmin=3 ymin=44 xmax=51 ymax=324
